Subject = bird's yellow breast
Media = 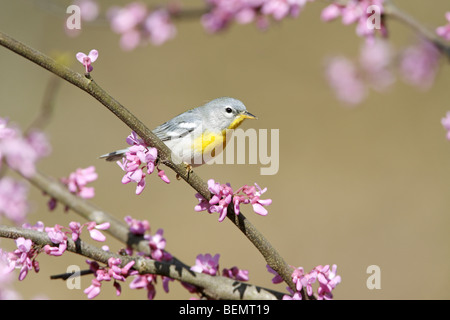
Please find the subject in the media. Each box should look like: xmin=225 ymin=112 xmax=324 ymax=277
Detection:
xmin=192 ymin=114 xmax=248 ymax=157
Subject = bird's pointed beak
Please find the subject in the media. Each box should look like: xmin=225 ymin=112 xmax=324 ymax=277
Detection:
xmin=241 ymin=110 xmax=258 ymax=120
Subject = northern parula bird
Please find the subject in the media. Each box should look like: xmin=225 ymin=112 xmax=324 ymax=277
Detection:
xmin=100 ymin=97 xmax=257 ymax=166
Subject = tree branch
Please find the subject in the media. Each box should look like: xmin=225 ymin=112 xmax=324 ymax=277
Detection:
xmin=0 ymin=31 xmax=298 ymax=294
xmin=383 ymin=0 xmax=450 ymax=58
xmin=0 ymin=225 xmax=284 ymax=300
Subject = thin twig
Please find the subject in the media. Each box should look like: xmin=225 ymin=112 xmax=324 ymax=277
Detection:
xmin=383 ymin=0 xmax=450 ymax=58
xmin=25 ymin=74 xmax=61 ymax=134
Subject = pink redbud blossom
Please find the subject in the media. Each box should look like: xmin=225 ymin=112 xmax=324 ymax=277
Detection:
xmin=129 ymin=273 xmax=157 ymax=300
xmin=124 ymin=215 xmax=150 ymax=235
xmin=325 ymin=56 xmax=367 ymax=106
xmin=195 ymin=179 xmax=271 ymax=221
xmin=441 ymin=112 xmax=450 ymax=141
xmin=147 ymin=228 xmax=167 ymax=261
xmin=222 ymin=266 xmax=249 ymax=281
xmin=7 ymin=237 xmax=40 ymax=281
xmin=315 ymin=264 xmax=341 ymax=300
xmin=76 ymin=49 xmax=98 ymax=73
xmin=61 ymin=166 xmax=98 ymax=199
xmin=399 ymin=40 xmax=441 ymax=90
xmin=191 ymin=253 xmax=220 ymax=276
xmin=321 ymin=0 xmax=387 ymax=41
xmin=118 ymin=132 xmax=168 ymax=195
xmin=274 ymin=264 xmax=341 ymax=300
xmin=266 ymin=264 xmax=284 ymax=284
xmin=86 ymin=221 xmax=110 ymax=242
xmin=84 ymin=278 xmax=102 ymax=299
xmin=44 ymin=225 xmax=68 ymax=256
xmin=436 ymin=12 xmax=450 ymax=41
xmin=0 ymin=117 xmax=50 ymax=179
xmin=107 ymin=4 xmax=176 ymax=50
xmin=0 ymin=177 xmax=29 ymax=224
xmin=74 ymin=0 xmax=99 ymax=22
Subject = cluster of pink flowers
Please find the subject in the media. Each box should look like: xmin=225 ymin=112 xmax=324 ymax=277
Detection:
xmin=0 ymin=117 xmax=50 ymax=179
xmin=436 ymin=12 xmax=450 ymax=41
xmin=61 ymin=166 xmax=98 ymax=199
xmin=321 ymin=0 xmax=387 ymax=41
xmin=325 ymin=38 xmax=441 ymax=106
xmin=48 ymin=166 xmax=98 ymax=211
xmin=117 ymin=131 xmax=170 ymax=195
xmin=107 ymin=2 xmax=176 ymax=50
xmin=0 ymin=248 xmax=20 ymax=299
xmin=84 ymin=258 xmax=136 ymax=299
xmin=0 ymin=117 xmax=50 ymax=224
xmin=267 ymin=264 xmax=341 ymax=300
xmin=0 ymin=177 xmax=30 ymax=225
xmin=183 ymin=253 xmax=249 ymax=296
xmin=44 ymin=221 xmax=109 ymax=256
xmin=122 ymin=216 xmax=173 ymax=299
xmin=325 ymin=39 xmax=393 ymax=106
xmin=68 ymin=221 xmax=110 ymax=242
xmin=202 ymin=0 xmax=314 ymax=33
xmin=0 ymin=220 xmax=110 ymax=286
xmin=5 ymin=237 xmax=40 ymax=281
xmin=194 ymin=179 xmax=272 ymax=222
xmin=399 ymin=40 xmax=441 ymax=90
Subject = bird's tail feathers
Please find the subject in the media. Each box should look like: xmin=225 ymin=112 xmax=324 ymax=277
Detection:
xmin=98 ymin=148 xmax=128 ymax=162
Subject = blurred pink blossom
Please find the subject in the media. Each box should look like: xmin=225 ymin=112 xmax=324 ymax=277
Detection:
xmin=359 ymin=39 xmax=395 ymax=91
xmin=61 ymin=166 xmax=98 ymax=200
xmin=107 ymin=3 xmax=176 ymax=50
xmin=325 ymin=39 xmax=397 ymax=106
xmin=321 ymin=0 xmax=387 ymax=41
xmin=74 ymin=0 xmax=99 ymax=22
xmin=441 ymin=111 xmax=450 ymax=140
xmin=202 ymin=0 xmax=313 ymax=33
xmin=144 ymin=9 xmax=177 ymax=46
xmin=325 ymin=56 xmax=367 ymax=106
xmin=0 ymin=177 xmax=29 ymax=224
xmin=0 ymin=249 xmax=20 ymax=299
xmin=436 ymin=12 xmax=450 ymax=41
xmin=399 ymin=39 xmax=441 ymax=90
xmin=0 ymin=117 xmax=50 ymax=178
xmin=124 ymin=215 xmax=150 ymax=235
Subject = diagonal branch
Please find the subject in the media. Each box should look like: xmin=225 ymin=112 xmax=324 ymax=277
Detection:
xmin=0 ymin=225 xmax=284 ymax=300
xmin=0 ymin=31 xmax=298 ymax=295
xmin=383 ymin=0 xmax=450 ymax=58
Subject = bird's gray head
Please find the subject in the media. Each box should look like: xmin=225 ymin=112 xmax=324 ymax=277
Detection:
xmin=201 ymin=97 xmax=257 ymax=131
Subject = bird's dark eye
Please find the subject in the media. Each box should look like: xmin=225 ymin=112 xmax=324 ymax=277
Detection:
xmin=225 ymin=107 xmax=233 ymax=113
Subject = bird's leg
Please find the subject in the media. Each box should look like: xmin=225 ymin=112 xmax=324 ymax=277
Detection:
xmin=176 ymin=162 xmax=193 ymax=180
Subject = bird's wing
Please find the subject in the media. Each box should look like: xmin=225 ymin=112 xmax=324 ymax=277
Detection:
xmin=152 ymin=110 xmax=202 ymax=141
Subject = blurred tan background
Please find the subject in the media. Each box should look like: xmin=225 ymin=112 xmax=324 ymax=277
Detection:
xmin=1 ymin=0 xmax=449 ymax=300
